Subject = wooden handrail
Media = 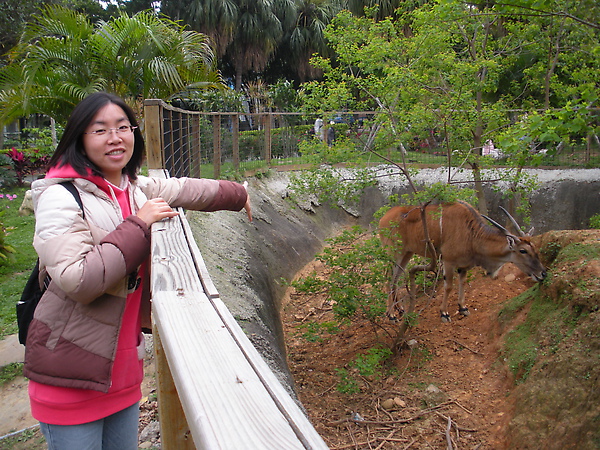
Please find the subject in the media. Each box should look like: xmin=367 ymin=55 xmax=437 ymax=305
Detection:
xmin=149 ymin=169 xmax=329 ymax=449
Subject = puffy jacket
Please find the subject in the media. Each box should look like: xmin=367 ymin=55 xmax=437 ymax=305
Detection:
xmin=24 ymin=175 xmax=247 ymax=392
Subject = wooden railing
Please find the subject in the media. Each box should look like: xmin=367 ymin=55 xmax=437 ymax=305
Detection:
xmin=148 ymin=169 xmax=329 ymax=449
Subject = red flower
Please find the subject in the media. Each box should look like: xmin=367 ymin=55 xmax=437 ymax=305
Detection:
xmin=7 ymin=147 xmax=24 ymax=162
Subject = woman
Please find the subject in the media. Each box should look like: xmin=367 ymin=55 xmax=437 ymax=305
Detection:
xmin=24 ymin=92 xmax=251 ymax=449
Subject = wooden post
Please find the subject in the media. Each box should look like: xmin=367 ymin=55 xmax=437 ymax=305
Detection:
xmin=264 ymin=113 xmax=272 ymax=165
xmin=191 ymin=116 xmax=201 ymax=178
xmin=153 ymin=325 xmax=195 ymax=450
xmin=232 ymin=113 xmax=240 ymax=171
xmin=212 ymin=114 xmax=221 ymax=179
xmin=144 ymin=100 xmax=164 ymax=169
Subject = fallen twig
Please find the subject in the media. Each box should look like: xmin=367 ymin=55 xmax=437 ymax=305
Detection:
xmin=435 ymin=411 xmax=478 ymax=433
xmin=446 ymin=416 xmax=453 ymax=450
xmin=328 ymin=401 xmax=456 ymax=427
xmin=448 ymin=338 xmax=482 ymax=355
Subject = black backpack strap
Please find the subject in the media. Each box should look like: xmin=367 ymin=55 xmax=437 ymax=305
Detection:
xmin=59 ymin=181 xmax=85 ymax=220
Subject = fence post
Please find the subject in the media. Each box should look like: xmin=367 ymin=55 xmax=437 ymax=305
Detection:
xmin=191 ymin=116 xmax=201 ymax=178
xmin=212 ymin=114 xmax=221 ymax=179
xmin=232 ymin=113 xmax=240 ymax=171
xmin=264 ymin=113 xmax=272 ymax=165
xmin=153 ymin=327 xmax=195 ymax=450
xmin=145 ymin=100 xmax=164 ymax=169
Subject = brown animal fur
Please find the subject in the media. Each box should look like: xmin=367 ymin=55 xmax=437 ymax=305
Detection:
xmin=379 ymin=201 xmax=546 ymax=322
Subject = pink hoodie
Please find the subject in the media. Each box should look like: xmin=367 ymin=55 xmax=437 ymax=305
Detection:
xmin=29 ymin=166 xmax=146 ymax=425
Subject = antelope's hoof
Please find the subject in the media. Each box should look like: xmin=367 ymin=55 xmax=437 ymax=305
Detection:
xmin=459 ymin=307 xmax=470 ymax=317
xmin=386 ymin=309 xmax=404 ymax=322
xmin=441 ymin=312 xmax=452 ymax=323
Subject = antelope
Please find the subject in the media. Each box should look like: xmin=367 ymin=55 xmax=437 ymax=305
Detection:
xmin=379 ymin=201 xmax=546 ymax=322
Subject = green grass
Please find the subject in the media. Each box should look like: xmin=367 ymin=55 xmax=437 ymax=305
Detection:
xmin=0 ymin=186 xmax=37 ymax=339
xmin=501 ymin=292 xmax=580 ymax=383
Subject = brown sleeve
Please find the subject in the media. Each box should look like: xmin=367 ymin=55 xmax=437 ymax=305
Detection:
xmin=99 ymin=215 xmax=151 ymax=273
xmin=204 ymin=180 xmax=248 ymax=212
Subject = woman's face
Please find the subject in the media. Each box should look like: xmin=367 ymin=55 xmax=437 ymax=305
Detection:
xmin=82 ymin=102 xmax=135 ymax=186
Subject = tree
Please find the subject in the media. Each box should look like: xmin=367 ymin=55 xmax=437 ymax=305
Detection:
xmin=161 ymin=0 xmax=296 ymax=90
xmin=301 ymin=0 xmax=599 ymax=210
xmin=160 ymin=0 xmax=238 ymax=56
xmin=278 ymin=0 xmax=340 ymax=82
xmin=225 ymin=0 xmax=297 ymax=90
xmin=0 ymin=0 xmax=49 ymax=60
xmin=0 ymin=6 xmax=222 ymax=125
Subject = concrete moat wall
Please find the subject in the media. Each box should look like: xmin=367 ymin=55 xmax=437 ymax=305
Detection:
xmin=186 ymin=167 xmax=600 ymax=394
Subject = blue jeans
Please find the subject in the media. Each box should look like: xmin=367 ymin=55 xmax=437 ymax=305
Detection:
xmin=40 ymin=402 xmax=139 ymax=450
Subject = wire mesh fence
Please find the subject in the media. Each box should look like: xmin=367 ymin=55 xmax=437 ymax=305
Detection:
xmin=143 ymin=99 xmax=600 ymax=179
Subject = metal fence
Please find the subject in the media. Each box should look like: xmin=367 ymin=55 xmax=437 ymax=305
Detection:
xmin=143 ymin=99 xmax=600 ymax=178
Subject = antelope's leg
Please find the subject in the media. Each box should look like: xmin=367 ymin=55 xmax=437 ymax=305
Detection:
xmin=457 ymin=268 xmax=470 ymax=316
xmin=387 ymin=252 xmax=413 ymax=320
xmin=440 ymin=263 xmax=454 ymax=322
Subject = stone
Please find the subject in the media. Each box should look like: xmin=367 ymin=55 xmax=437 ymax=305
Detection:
xmin=381 ymin=398 xmax=395 ymax=410
xmin=423 ymin=384 xmax=448 ymax=407
xmin=18 ymin=190 xmax=34 ymax=216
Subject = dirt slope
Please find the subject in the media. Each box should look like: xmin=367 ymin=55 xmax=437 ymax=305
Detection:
xmin=282 ymin=229 xmax=600 ymax=449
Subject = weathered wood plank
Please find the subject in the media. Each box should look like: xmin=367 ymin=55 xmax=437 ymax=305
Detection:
xmin=153 ymin=291 xmax=324 ymax=449
xmin=179 ymin=211 xmax=220 ymax=299
xmin=151 ymin=212 xmax=204 ymax=293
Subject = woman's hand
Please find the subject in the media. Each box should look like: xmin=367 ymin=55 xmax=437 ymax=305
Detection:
xmin=243 ymin=181 xmax=252 ymax=222
xmin=136 ymin=198 xmax=179 ymax=227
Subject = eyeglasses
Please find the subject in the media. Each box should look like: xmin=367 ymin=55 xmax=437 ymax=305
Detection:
xmin=84 ymin=125 xmax=138 ymax=137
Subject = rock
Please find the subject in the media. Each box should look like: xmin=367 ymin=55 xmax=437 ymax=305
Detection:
xmin=423 ymin=384 xmax=448 ymax=407
xmin=406 ymin=339 xmax=419 ymax=349
xmin=394 ymin=397 xmax=406 ymax=408
xmin=18 ymin=190 xmax=34 ymax=216
xmin=381 ymin=398 xmax=395 ymax=410
xmin=139 ymin=420 xmax=160 ymax=446
xmin=504 ymin=273 xmax=516 ymax=282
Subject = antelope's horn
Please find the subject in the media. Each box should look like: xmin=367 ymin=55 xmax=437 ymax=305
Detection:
xmin=499 ymin=206 xmax=526 ymax=237
xmin=483 ymin=214 xmax=510 ymax=235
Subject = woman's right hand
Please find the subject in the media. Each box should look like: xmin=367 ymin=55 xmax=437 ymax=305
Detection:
xmin=136 ymin=198 xmax=179 ymax=227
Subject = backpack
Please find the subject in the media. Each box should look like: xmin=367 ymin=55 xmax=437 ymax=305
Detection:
xmin=16 ymin=181 xmax=84 ymax=345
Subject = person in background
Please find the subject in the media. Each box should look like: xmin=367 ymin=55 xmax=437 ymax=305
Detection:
xmin=326 ymin=120 xmax=336 ymax=147
xmin=23 ymin=91 xmax=252 ymax=450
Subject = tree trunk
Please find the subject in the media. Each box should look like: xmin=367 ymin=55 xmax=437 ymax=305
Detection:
xmin=471 ymin=161 xmax=488 ymax=215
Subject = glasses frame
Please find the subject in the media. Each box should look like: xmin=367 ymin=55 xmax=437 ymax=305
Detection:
xmin=84 ymin=125 xmax=138 ymax=137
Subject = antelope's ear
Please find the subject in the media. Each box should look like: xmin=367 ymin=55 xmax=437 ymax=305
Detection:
xmin=506 ymin=235 xmax=520 ymax=249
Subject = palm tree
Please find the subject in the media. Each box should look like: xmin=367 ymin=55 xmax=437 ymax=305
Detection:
xmin=164 ymin=0 xmax=239 ymax=57
xmin=0 ymin=5 xmax=222 ymax=125
xmin=284 ymin=0 xmax=340 ymax=81
xmin=225 ymin=0 xmax=296 ymax=90
xmin=346 ymin=0 xmax=401 ymax=21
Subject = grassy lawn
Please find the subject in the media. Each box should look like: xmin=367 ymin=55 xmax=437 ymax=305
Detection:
xmin=0 ymin=186 xmax=37 ymax=339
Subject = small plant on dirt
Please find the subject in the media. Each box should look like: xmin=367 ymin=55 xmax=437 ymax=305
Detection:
xmin=590 ymin=213 xmax=600 ymax=229
xmin=296 ymin=321 xmax=339 ymax=342
xmin=316 ymin=227 xmax=389 ymax=322
xmin=335 ymin=347 xmax=393 ymax=393
xmin=291 ymin=226 xmax=389 ymax=327
xmin=0 ymin=362 xmax=23 ymax=386
xmin=335 ymin=368 xmax=361 ymax=394
xmin=352 ymin=347 xmax=393 ymax=378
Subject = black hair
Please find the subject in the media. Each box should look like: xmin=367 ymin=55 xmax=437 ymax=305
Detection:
xmin=47 ymin=92 xmax=145 ymax=181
